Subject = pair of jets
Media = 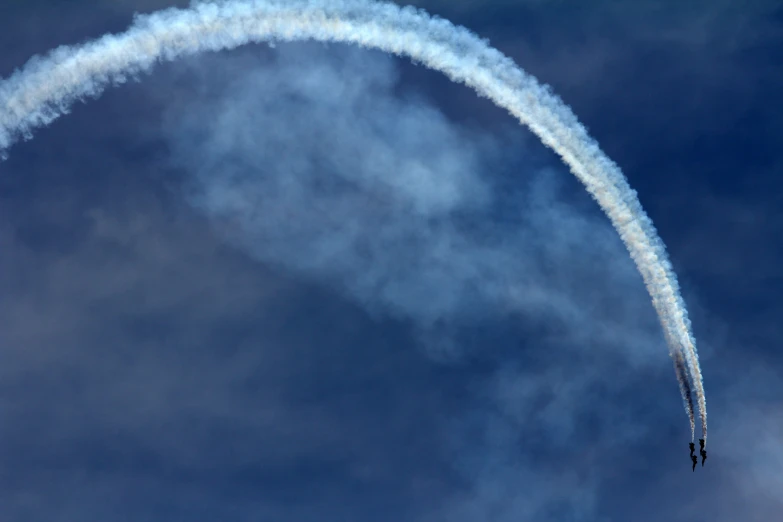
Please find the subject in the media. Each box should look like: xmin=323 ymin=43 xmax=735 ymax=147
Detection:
xmin=690 ymin=439 xmax=707 ymax=471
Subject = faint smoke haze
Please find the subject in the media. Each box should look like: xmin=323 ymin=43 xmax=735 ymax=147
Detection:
xmin=162 ymin=44 xmax=665 ymax=365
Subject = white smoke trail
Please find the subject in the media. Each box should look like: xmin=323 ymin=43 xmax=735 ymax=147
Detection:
xmin=0 ymin=0 xmax=706 ymax=441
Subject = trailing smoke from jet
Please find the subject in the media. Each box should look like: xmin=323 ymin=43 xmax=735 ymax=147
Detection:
xmin=663 ymin=322 xmax=695 ymax=441
xmin=0 ymin=0 xmax=706 ymax=441
xmin=673 ymin=346 xmax=695 ymax=441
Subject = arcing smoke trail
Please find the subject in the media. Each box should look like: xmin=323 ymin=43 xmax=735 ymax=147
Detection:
xmin=0 ymin=0 xmax=706 ymax=441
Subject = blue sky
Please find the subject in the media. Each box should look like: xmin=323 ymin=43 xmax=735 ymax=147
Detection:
xmin=0 ymin=1 xmax=781 ymax=520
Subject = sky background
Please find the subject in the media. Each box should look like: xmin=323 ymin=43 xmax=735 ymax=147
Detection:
xmin=0 ymin=1 xmax=782 ymax=521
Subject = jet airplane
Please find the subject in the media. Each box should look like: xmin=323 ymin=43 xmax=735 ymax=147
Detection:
xmin=691 ymin=454 xmax=697 ymax=472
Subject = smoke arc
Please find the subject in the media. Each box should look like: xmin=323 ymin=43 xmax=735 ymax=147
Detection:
xmin=0 ymin=0 xmax=706 ymax=440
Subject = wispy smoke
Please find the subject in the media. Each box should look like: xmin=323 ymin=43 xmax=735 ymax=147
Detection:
xmin=0 ymin=0 xmax=705 ymax=440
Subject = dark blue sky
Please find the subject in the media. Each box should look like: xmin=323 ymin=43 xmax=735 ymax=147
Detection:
xmin=1 ymin=1 xmax=781 ymax=520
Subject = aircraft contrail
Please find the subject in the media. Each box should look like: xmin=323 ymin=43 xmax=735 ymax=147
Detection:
xmin=0 ymin=0 xmax=706 ymax=442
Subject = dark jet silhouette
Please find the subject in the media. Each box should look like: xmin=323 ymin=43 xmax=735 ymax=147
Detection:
xmin=699 ymin=438 xmax=705 ymax=451
xmin=691 ymin=454 xmax=698 ymax=472
xmin=689 ymin=442 xmax=695 ymax=457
